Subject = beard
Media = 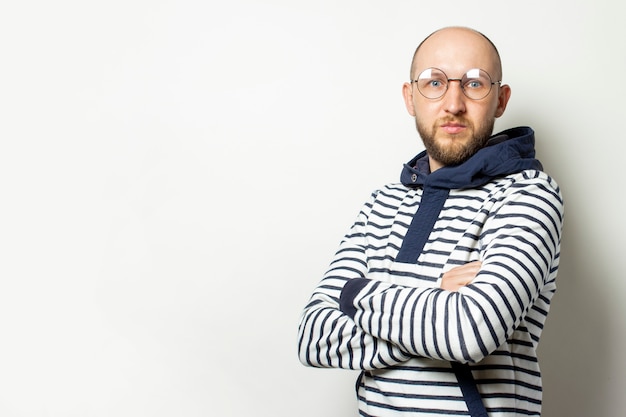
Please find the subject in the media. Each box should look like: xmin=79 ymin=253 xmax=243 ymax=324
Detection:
xmin=416 ymin=115 xmax=495 ymax=167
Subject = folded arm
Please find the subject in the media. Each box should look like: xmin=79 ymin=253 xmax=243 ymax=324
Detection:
xmin=338 ymin=178 xmax=564 ymax=363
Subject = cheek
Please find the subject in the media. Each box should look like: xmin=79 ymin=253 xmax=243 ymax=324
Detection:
xmin=470 ymin=101 xmax=498 ymax=122
xmin=414 ymin=100 xmax=438 ymax=119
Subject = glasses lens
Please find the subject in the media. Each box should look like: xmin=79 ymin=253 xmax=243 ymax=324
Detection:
xmin=461 ymin=69 xmax=493 ymax=100
xmin=416 ymin=68 xmax=447 ymax=99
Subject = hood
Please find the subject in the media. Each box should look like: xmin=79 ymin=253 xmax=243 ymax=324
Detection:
xmin=400 ymin=126 xmax=543 ymax=190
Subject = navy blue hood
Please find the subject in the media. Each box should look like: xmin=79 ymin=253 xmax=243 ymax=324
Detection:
xmin=400 ymin=126 xmax=543 ymax=190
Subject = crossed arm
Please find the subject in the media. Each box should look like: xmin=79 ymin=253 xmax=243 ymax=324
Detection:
xmin=298 ymin=177 xmax=563 ymax=370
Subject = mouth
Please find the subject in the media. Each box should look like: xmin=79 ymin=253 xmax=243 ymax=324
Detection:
xmin=440 ymin=122 xmax=467 ymax=135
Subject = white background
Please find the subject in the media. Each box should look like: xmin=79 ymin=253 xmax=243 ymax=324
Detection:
xmin=0 ymin=1 xmax=623 ymax=416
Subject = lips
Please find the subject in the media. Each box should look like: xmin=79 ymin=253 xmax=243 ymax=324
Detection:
xmin=440 ymin=123 xmax=466 ymax=134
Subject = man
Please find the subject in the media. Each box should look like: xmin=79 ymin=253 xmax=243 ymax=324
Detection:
xmin=297 ymin=26 xmax=564 ymax=416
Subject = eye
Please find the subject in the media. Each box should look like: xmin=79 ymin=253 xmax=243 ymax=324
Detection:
xmin=429 ymin=80 xmax=444 ymax=88
xmin=465 ymin=79 xmax=484 ymax=89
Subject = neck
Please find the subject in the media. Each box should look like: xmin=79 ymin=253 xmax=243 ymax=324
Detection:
xmin=429 ymin=156 xmax=444 ymax=172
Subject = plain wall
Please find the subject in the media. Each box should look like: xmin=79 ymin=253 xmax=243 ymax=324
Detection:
xmin=0 ymin=1 xmax=623 ymax=416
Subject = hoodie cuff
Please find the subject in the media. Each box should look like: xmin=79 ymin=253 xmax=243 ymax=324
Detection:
xmin=339 ymin=278 xmax=370 ymax=319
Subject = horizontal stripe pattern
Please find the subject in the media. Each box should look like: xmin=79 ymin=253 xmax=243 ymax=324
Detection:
xmin=297 ymin=170 xmax=564 ymax=416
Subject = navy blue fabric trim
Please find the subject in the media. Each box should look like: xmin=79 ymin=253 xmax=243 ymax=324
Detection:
xmin=450 ymin=362 xmax=488 ymax=417
xmin=395 ymin=187 xmax=449 ymax=263
xmin=339 ymin=278 xmax=370 ymax=319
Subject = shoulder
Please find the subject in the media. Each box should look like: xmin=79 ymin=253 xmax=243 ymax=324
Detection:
xmin=358 ymin=183 xmax=416 ymax=216
xmin=484 ymin=170 xmax=562 ymax=199
xmin=495 ymin=170 xmax=565 ymax=224
xmin=517 ymin=170 xmax=561 ymax=190
xmin=509 ymin=170 xmax=563 ymax=205
xmin=369 ymin=183 xmax=417 ymax=204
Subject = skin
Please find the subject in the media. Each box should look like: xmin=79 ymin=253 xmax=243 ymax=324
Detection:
xmin=402 ymin=27 xmax=511 ymax=172
xmin=440 ymin=260 xmax=482 ymax=292
xmin=401 ymin=28 xmax=512 ymax=291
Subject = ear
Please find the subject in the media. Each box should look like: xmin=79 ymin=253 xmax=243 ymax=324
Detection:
xmin=402 ymin=82 xmax=417 ymax=116
xmin=494 ymin=84 xmax=511 ymax=118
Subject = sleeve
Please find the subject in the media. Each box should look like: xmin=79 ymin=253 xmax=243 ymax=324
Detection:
xmin=296 ymin=190 xmax=413 ymax=370
xmin=337 ymin=174 xmax=564 ymax=363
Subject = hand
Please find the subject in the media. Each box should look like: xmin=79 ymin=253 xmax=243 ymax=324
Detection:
xmin=440 ymin=261 xmax=482 ymax=292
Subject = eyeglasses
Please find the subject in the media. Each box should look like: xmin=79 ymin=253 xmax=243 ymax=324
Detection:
xmin=411 ymin=68 xmax=501 ymax=100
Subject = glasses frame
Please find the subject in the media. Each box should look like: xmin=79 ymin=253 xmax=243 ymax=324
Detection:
xmin=411 ymin=67 xmax=502 ymax=100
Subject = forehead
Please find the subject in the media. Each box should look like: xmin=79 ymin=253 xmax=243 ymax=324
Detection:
xmin=414 ymin=28 xmax=499 ymax=76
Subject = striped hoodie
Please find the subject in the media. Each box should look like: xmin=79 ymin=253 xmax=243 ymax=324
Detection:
xmin=297 ymin=126 xmax=564 ymax=416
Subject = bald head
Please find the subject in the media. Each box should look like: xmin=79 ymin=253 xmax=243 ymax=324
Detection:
xmin=409 ymin=27 xmax=503 ymax=81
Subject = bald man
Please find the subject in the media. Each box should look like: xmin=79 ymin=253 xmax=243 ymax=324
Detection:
xmin=298 ymin=27 xmax=564 ymax=416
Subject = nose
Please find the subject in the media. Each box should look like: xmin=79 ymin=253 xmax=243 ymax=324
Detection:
xmin=443 ymin=80 xmax=466 ymax=115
